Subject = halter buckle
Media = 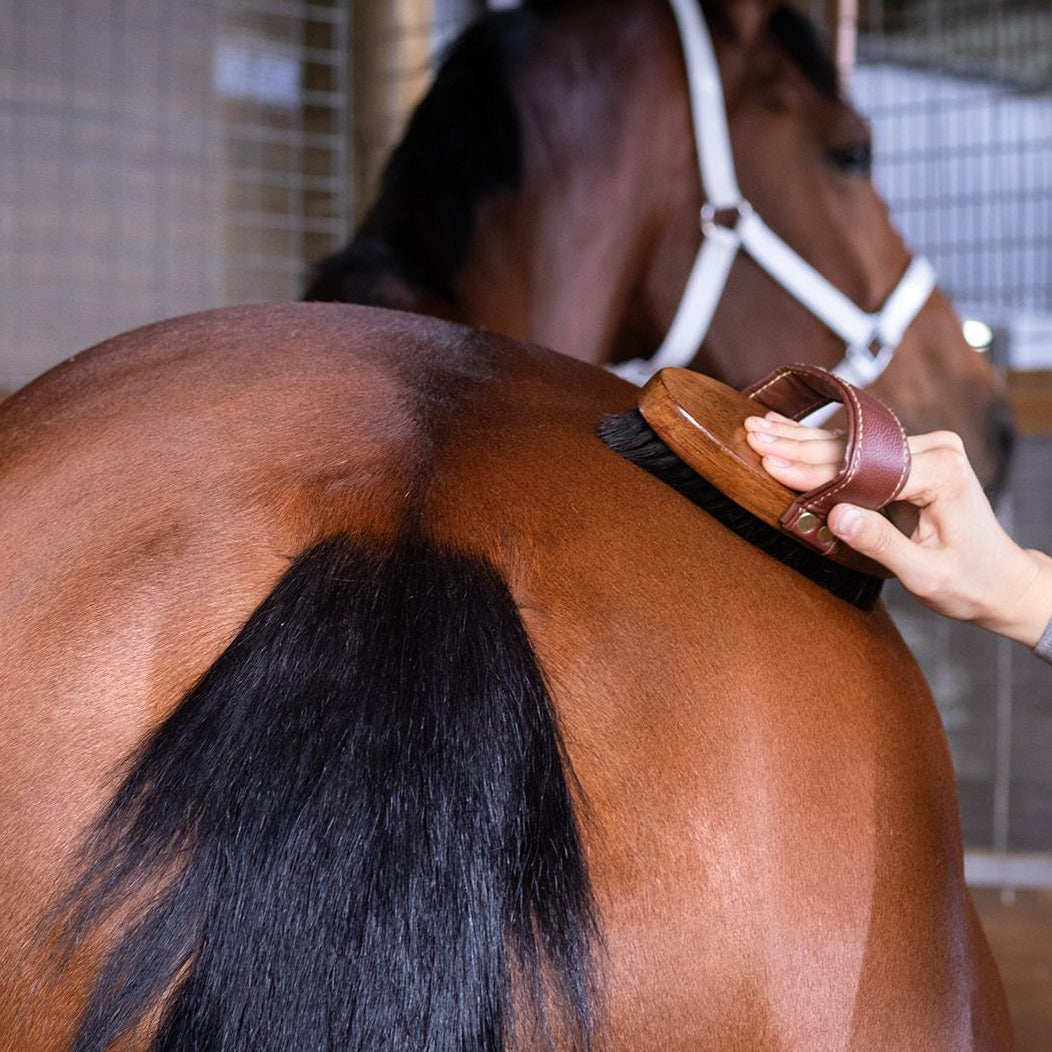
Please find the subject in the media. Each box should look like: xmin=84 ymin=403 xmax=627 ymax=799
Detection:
xmin=700 ymin=199 xmax=752 ymax=237
xmin=844 ymin=334 xmax=895 ymax=385
xmin=863 ymin=333 xmax=895 ymax=369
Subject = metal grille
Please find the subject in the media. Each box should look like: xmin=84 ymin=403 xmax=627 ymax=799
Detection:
xmin=0 ymin=0 xmax=351 ymax=394
xmin=855 ymin=0 xmax=1052 ymax=365
xmin=854 ymin=0 xmax=1052 ymax=880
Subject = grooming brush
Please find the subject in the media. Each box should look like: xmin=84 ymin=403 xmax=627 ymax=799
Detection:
xmin=600 ymin=364 xmax=912 ymax=606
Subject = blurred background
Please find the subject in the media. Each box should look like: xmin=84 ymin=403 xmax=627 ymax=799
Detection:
xmin=0 ymin=0 xmax=1049 ymax=1045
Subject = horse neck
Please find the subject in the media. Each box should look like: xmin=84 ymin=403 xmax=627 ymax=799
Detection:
xmin=321 ymin=0 xmax=695 ymax=368
xmin=452 ymin=1 xmax=690 ymax=367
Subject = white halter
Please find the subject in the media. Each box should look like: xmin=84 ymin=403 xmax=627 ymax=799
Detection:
xmin=611 ymin=0 xmax=936 ymax=425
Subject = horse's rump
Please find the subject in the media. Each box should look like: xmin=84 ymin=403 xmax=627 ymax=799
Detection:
xmin=56 ymin=534 xmax=595 ymax=1051
xmin=0 ymin=304 xmax=1011 ymax=1049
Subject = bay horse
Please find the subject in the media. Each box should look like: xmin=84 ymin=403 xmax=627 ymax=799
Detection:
xmin=307 ymin=0 xmax=1013 ymax=493
xmin=0 ymin=302 xmax=1012 ymax=1048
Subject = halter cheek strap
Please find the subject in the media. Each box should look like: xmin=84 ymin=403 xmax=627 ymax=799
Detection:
xmin=611 ymin=0 xmax=937 ymax=417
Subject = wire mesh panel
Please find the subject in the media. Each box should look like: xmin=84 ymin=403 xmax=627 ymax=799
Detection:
xmin=853 ymin=0 xmax=1052 ymax=873
xmin=0 ymin=0 xmax=351 ymax=394
xmin=856 ymin=0 xmax=1052 ymax=363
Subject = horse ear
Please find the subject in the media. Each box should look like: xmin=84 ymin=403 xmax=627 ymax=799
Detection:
xmin=715 ymin=0 xmax=778 ymax=47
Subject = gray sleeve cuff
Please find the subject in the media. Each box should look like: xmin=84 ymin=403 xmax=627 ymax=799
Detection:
xmin=1034 ymin=616 xmax=1052 ymax=665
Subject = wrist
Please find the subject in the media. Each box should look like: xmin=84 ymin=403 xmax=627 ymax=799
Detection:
xmin=982 ymin=549 xmax=1052 ymax=648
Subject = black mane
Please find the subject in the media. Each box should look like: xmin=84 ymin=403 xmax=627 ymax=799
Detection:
xmin=305 ymin=2 xmax=839 ymax=308
xmin=767 ymin=6 xmax=841 ymax=100
xmin=305 ymin=8 xmax=544 ymax=306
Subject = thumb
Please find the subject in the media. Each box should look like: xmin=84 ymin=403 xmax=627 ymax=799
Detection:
xmin=828 ymin=503 xmax=927 ymax=581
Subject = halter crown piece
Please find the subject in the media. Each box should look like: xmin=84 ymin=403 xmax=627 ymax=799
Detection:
xmin=611 ymin=0 xmax=937 ymax=425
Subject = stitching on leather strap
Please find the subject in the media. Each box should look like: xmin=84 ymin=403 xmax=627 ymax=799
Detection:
xmin=753 ymin=365 xmax=908 ymax=523
xmin=749 ymin=367 xmax=829 ymax=419
xmin=806 ymin=380 xmax=865 ymax=512
xmin=887 ymin=403 xmax=911 ymax=501
xmin=746 ymin=370 xmax=788 ymax=399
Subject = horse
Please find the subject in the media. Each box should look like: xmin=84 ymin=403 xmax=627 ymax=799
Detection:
xmin=0 ymin=302 xmax=1013 ymax=1048
xmin=306 ymin=0 xmax=1014 ymax=494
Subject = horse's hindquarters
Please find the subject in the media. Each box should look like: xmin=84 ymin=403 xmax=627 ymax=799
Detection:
xmin=515 ymin=538 xmax=1010 ymax=1049
xmin=0 ymin=303 xmax=1012 ymax=1050
xmin=440 ymin=388 xmax=1010 ymax=1050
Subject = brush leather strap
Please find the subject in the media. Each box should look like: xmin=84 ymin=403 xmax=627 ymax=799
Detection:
xmin=744 ymin=364 xmax=911 ymax=554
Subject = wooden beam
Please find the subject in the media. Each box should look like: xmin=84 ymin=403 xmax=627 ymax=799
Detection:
xmin=351 ymin=0 xmax=434 ymax=217
xmin=826 ymin=0 xmax=858 ymax=90
xmin=1007 ymin=370 xmax=1052 ymax=436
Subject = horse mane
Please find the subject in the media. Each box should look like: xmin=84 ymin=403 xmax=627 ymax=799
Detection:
xmin=767 ymin=6 xmax=840 ymax=101
xmin=599 ymin=409 xmax=883 ymax=610
xmin=304 ymin=8 xmax=543 ymax=306
xmin=304 ymin=2 xmax=839 ymax=310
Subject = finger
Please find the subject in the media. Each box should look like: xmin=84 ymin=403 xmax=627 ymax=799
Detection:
xmin=757 ymin=455 xmax=838 ymax=492
xmin=745 ymin=415 xmax=839 ymax=443
xmin=763 ymin=410 xmax=846 ymax=436
xmin=828 ymin=503 xmax=939 ymax=584
xmin=906 ymin=430 xmax=966 ymax=456
xmin=745 ymin=429 xmax=845 ymax=466
xmin=895 ymin=444 xmax=977 ymax=506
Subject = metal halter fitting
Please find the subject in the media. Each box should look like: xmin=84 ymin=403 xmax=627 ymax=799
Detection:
xmin=612 ymin=0 xmax=937 ymax=424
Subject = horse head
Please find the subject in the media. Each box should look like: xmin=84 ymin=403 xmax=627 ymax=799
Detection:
xmin=646 ymin=0 xmax=1014 ymax=495
xmin=307 ymin=0 xmax=1013 ymax=494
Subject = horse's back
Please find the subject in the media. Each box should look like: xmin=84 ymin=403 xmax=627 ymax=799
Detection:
xmin=0 ymin=304 xmax=1009 ymax=1049
xmin=417 ymin=331 xmax=1009 ymax=1048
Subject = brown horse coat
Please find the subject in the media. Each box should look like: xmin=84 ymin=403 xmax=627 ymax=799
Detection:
xmin=307 ymin=0 xmax=1014 ymax=495
xmin=0 ymin=304 xmax=1011 ymax=1049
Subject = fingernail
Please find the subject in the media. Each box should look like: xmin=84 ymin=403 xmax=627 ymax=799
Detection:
xmin=745 ymin=416 xmax=772 ymax=431
xmin=751 ymin=431 xmax=775 ymax=445
xmin=765 ymin=456 xmax=790 ymax=468
xmin=765 ymin=411 xmax=791 ymax=423
xmin=832 ymin=506 xmax=861 ymax=537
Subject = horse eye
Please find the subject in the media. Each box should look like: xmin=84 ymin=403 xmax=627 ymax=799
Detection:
xmin=827 ymin=142 xmax=873 ymax=175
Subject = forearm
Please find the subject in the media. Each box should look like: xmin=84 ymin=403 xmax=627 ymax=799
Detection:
xmin=745 ymin=415 xmax=1052 ymax=658
xmin=980 ymin=548 xmax=1052 ymax=650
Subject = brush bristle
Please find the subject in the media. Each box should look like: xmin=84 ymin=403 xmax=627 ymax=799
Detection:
xmin=598 ymin=410 xmax=882 ymax=610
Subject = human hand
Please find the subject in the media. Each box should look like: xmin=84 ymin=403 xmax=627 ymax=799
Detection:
xmin=744 ymin=412 xmax=1052 ymax=647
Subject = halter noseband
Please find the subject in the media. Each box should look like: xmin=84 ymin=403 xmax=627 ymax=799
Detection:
xmin=612 ymin=0 xmax=936 ymax=425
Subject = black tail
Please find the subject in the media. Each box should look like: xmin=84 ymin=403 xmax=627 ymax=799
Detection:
xmin=61 ymin=537 xmax=597 ymax=1051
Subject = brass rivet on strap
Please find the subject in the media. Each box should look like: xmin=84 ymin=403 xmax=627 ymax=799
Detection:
xmin=816 ymin=526 xmax=835 ymax=545
xmin=797 ymin=512 xmax=819 ymax=533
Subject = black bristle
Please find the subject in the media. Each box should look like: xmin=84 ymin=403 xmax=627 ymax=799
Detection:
xmin=598 ymin=409 xmax=883 ymax=610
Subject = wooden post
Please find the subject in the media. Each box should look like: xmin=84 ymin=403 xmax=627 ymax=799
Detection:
xmin=351 ymin=0 xmax=434 ymax=218
xmin=826 ymin=0 xmax=858 ymax=91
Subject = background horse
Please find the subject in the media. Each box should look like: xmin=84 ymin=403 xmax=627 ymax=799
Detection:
xmin=307 ymin=0 xmax=1013 ymax=493
xmin=0 ymin=303 xmax=1011 ymax=1048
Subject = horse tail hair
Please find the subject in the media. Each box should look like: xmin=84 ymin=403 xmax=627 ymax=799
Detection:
xmin=61 ymin=535 xmax=598 ymax=1051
